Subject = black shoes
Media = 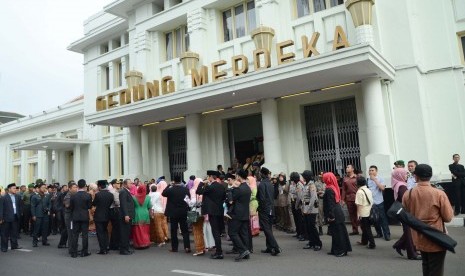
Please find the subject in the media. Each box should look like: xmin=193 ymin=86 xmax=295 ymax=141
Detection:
xmin=81 ymin=252 xmax=91 ymax=257
xmin=408 ymin=255 xmax=422 ymax=260
xmin=226 ymin=249 xmax=238 ymax=254
xmin=335 ymin=252 xmax=347 ymax=257
xmin=374 ymin=234 xmax=383 ymax=238
xmin=367 ymin=245 xmax=376 ymax=249
xmin=303 ymin=244 xmax=314 ymax=249
xmin=11 ymin=246 xmax=22 ymax=250
xmin=270 ymin=248 xmax=281 ymax=256
xmin=58 ymin=244 xmax=68 ymax=249
xmin=42 ymin=242 xmax=50 ymax=246
xmin=97 ymin=250 xmax=108 ymax=255
xmin=234 ymin=250 xmax=250 ymax=262
xmin=120 ymin=250 xmax=134 ymax=255
xmin=71 ymin=253 xmax=78 ymax=258
xmin=260 ymin=249 xmax=272 ymax=253
xmin=313 ymin=246 xmax=321 ymax=251
xmin=393 ymin=245 xmax=404 ymax=256
xmin=210 ymin=253 xmax=224 ymax=260
xmin=384 ymin=235 xmax=391 ymax=241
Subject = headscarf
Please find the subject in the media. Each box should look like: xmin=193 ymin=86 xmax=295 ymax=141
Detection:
xmin=322 ymin=172 xmax=341 ymax=203
xmin=156 ymin=180 xmax=168 ymax=209
xmin=135 ymin=185 xmax=147 ymax=206
xmin=186 ymin=179 xmax=195 ymax=190
xmin=391 ymin=168 xmax=407 ymax=200
xmin=190 ymin=178 xmax=203 ymax=204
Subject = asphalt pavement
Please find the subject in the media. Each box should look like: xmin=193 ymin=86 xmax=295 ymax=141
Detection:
xmin=1 ymin=225 xmax=464 ymax=276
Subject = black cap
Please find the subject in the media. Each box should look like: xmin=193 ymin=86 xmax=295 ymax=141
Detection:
xmin=207 ymin=170 xmax=219 ymax=177
xmin=413 ymin=164 xmax=433 ymax=178
xmin=302 ymin=170 xmax=313 ymax=182
xmin=225 ymin=173 xmax=235 ymax=179
xmin=97 ymin=180 xmax=108 ymax=188
xmin=7 ymin=183 xmax=16 ymax=189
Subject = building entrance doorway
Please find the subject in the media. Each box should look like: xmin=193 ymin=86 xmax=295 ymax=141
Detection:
xmin=304 ymin=98 xmax=361 ymax=177
xmin=228 ymin=114 xmax=264 ymax=171
xmin=168 ymin=128 xmax=187 ymax=181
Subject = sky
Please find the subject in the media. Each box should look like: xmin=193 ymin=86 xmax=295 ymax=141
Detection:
xmin=0 ymin=0 xmax=112 ymax=116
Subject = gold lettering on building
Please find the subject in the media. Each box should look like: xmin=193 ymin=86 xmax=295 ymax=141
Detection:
xmin=132 ymin=85 xmax=146 ymax=102
xmin=301 ymin=32 xmax=320 ymax=58
xmin=276 ymin=40 xmax=295 ymax=65
xmin=333 ymin=25 xmax=350 ymax=50
xmin=232 ymin=55 xmax=249 ymax=76
xmin=253 ymin=49 xmax=271 ymax=71
xmin=96 ymin=96 xmax=107 ymax=111
xmin=107 ymin=92 xmax=118 ymax=108
xmin=118 ymin=89 xmax=131 ymax=105
xmin=146 ymin=81 xmax=160 ymax=98
xmin=212 ymin=60 xmax=227 ymax=81
xmin=161 ymin=76 xmax=175 ymax=94
xmin=191 ymin=66 xmax=209 ymax=86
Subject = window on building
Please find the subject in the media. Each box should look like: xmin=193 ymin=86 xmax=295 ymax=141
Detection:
xmin=115 ymin=61 xmax=123 ymax=87
xmin=458 ymin=32 xmax=465 ymax=65
xmin=28 ymin=163 xmax=37 ymax=183
xmin=103 ymin=65 xmax=110 ymax=91
xmin=105 ymin=145 xmax=111 ymax=177
xmin=124 ymin=32 xmax=129 ymax=45
xmin=100 ymin=43 xmax=109 ymax=54
xmin=295 ymin=0 xmax=344 ymax=18
xmin=13 ymin=165 xmax=21 ymax=184
xmin=112 ymin=37 xmax=121 ymax=49
xmin=165 ymin=26 xmax=189 ymax=61
xmin=118 ymin=143 xmax=124 ymax=176
xmin=223 ymin=1 xmax=256 ymax=42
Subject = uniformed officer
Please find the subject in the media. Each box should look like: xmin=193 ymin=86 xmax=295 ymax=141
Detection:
xmin=31 ymin=182 xmax=51 ymax=247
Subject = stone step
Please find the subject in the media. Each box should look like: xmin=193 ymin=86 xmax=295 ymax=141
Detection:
xmin=445 ymin=214 xmax=465 ymax=227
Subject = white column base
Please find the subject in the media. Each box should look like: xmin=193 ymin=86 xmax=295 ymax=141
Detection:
xmin=355 ymin=25 xmax=374 ymax=45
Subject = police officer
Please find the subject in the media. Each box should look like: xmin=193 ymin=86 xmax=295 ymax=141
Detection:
xmin=31 ymin=182 xmax=51 ymax=247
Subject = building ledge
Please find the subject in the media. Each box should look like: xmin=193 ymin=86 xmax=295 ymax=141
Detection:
xmin=11 ymin=138 xmax=90 ymax=151
xmin=86 ymin=44 xmax=395 ymax=127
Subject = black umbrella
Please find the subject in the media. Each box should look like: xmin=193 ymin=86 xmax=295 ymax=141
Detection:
xmin=387 ymin=201 xmax=457 ymax=253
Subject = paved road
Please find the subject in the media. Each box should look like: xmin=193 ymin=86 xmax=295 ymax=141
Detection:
xmin=1 ymin=225 xmax=464 ymax=276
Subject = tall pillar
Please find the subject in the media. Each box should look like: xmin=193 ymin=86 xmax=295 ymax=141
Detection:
xmin=73 ymin=145 xmax=81 ymax=181
xmin=128 ymin=126 xmax=143 ymax=179
xmin=184 ymin=114 xmax=204 ymax=177
xmin=45 ymin=149 xmax=53 ymax=184
xmin=141 ymin=127 xmax=149 ymax=176
xmin=20 ymin=151 xmax=28 ymax=186
xmin=261 ymin=98 xmax=287 ymax=174
xmin=362 ymin=78 xmax=393 ymax=180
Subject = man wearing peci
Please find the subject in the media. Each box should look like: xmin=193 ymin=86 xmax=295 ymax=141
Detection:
xmin=31 ymin=182 xmax=51 ymax=247
xmin=0 ymin=183 xmax=22 ymax=252
xmin=449 ymin=154 xmax=465 ymax=215
xmin=196 ymin=170 xmax=226 ymax=259
xmin=93 ymin=180 xmax=115 ymax=255
xmin=69 ymin=179 xmax=92 ymax=258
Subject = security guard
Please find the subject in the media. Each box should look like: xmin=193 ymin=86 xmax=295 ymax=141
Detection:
xmin=31 ymin=182 xmax=51 ymax=247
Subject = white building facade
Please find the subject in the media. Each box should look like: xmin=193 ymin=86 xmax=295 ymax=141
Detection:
xmin=1 ymin=0 xmax=465 ymax=187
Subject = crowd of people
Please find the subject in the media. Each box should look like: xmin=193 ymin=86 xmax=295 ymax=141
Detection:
xmin=0 ymin=154 xmax=462 ymax=274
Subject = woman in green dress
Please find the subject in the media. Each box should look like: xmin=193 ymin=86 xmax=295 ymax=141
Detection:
xmin=132 ymin=185 xmax=152 ymax=249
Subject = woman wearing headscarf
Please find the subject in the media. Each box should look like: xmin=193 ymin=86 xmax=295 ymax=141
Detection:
xmin=323 ymin=172 xmax=351 ymax=257
xmin=391 ymin=168 xmax=422 ymax=260
xmin=148 ymin=184 xmax=168 ymax=246
xmin=190 ymin=178 xmax=206 ymax=256
xmin=131 ymin=185 xmax=152 ymax=249
xmin=248 ymin=176 xmax=260 ymax=241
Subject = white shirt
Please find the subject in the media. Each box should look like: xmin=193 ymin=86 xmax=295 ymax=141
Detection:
xmin=149 ymin=192 xmax=163 ymax=213
xmin=9 ymin=194 xmax=17 ymax=215
xmin=407 ymin=174 xmax=416 ymax=190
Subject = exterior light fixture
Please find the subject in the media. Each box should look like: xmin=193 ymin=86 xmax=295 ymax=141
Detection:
xmin=180 ymin=51 xmax=200 ymax=76
xmin=124 ymin=70 xmax=143 ymax=88
xmin=165 ymin=116 xmax=185 ymax=122
xmin=201 ymin=109 xmax=224 ymax=115
xmin=280 ymin=91 xmax=310 ymax=99
xmin=321 ymin=82 xmax=356 ymax=91
xmin=142 ymin=122 xmax=159 ymax=127
xmin=232 ymin=102 xmax=257 ymax=109
xmin=251 ymin=26 xmax=275 ymax=52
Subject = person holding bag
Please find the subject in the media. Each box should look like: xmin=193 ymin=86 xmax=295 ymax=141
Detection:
xmin=189 ymin=177 xmax=205 ymax=256
xmin=355 ymin=177 xmax=375 ymax=249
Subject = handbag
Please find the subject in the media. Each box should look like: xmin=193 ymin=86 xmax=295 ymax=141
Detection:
xmin=187 ymin=196 xmax=201 ymax=224
xmin=361 ymin=189 xmax=379 ymax=225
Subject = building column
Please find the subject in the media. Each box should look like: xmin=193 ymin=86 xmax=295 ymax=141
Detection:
xmin=20 ymin=151 xmax=28 ymax=186
xmin=362 ymin=78 xmax=393 ymax=179
xmin=128 ymin=126 xmax=143 ymax=179
xmin=141 ymin=127 xmax=149 ymax=176
xmin=45 ymin=149 xmax=53 ymax=184
xmin=261 ymin=98 xmax=287 ymax=174
xmin=73 ymin=145 xmax=81 ymax=181
xmin=184 ymin=114 xmax=203 ymax=178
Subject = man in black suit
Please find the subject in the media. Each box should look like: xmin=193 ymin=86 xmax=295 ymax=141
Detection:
xmin=93 ymin=180 xmax=114 ymax=254
xmin=31 ymin=182 xmax=51 ymax=247
xmin=0 ymin=183 xmax=22 ymax=252
xmin=109 ymin=179 xmax=121 ymax=251
xmin=197 ymin=170 xmax=226 ymax=259
xmin=62 ymin=181 xmax=77 ymax=254
xmin=162 ymin=175 xmax=191 ymax=253
xmin=69 ymin=179 xmax=92 ymax=258
xmin=449 ymin=154 xmax=465 ymax=215
xmin=56 ymin=184 xmax=69 ymax=248
xmin=119 ymin=179 xmax=135 ymax=255
xmin=257 ymin=167 xmax=281 ymax=256
xmin=229 ymin=169 xmax=252 ymax=262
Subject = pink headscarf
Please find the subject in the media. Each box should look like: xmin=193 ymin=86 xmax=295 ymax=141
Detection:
xmin=247 ymin=176 xmax=257 ymax=190
xmin=156 ymin=180 xmax=168 ymax=209
xmin=391 ymin=168 xmax=407 ymax=200
xmin=322 ymin=172 xmax=341 ymax=203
